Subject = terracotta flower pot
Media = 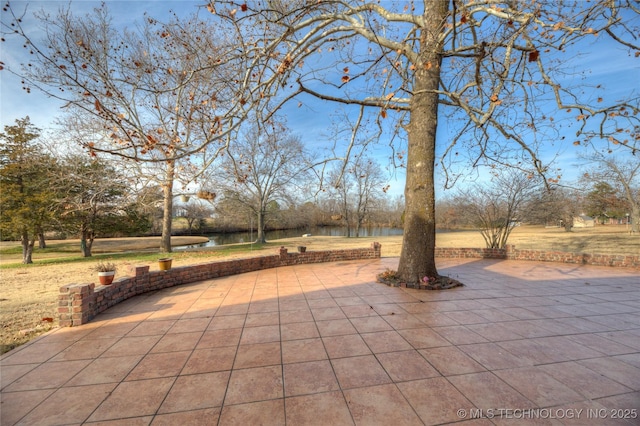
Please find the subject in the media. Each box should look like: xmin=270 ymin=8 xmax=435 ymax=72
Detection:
xmin=158 ymin=258 xmax=173 ymax=271
xmin=98 ymin=271 xmax=115 ymax=285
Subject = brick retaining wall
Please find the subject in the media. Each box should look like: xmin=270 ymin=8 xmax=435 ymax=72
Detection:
xmin=59 ymin=243 xmax=382 ymax=327
xmin=58 ymin=242 xmax=638 ymax=327
xmin=434 ymin=247 xmax=507 ymax=259
xmin=435 ymin=245 xmax=640 ymax=268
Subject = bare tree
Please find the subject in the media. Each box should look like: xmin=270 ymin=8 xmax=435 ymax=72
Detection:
xmin=179 ymin=202 xmax=214 ymax=235
xmin=134 ymin=184 xmax=165 ymax=235
xmin=352 ymin=158 xmax=388 ymax=237
xmin=435 ymin=197 xmax=462 ymax=230
xmin=367 ymin=194 xmax=403 ymax=229
xmin=4 ymin=4 xmax=243 ymax=252
xmin=213 ymin=193 xmax=253 ymax=232
xmin=525 ymin=186 xmax=582 ymax=232
xmin=456 ymin=170 xmax=540 ymax=249
xmin=210 ymin=1 xmax=640 ymax=286
xmin=326 ymin=165 xmax=353 ymax=237
xmin=215 ymin=120 xmax=311 ymax=243
xmin=296 ymin=201 xmax=327 ymax=230
xmin=326 ymin=156 xmax=387 ymax=237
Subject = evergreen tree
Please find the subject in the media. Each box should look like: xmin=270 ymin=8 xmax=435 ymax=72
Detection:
xmin=0 ymin=118 xmax=56 ymax=263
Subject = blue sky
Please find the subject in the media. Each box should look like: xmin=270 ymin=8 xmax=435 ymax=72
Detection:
xmin=2 ymin=1 xmax=638 ymax=199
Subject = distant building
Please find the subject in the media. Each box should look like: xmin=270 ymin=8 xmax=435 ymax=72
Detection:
xmin=573 ymin=215 xmax=595 ymax=228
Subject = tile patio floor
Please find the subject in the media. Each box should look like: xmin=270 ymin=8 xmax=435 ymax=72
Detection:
xmin=1 ymin=257 xmax=639 ymax=425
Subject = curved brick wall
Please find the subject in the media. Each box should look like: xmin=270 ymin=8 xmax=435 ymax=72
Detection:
xmin=59 ymin=243 xmax=382 ymax=327
xmin=58 ymin=242 xmax=638 ymax=327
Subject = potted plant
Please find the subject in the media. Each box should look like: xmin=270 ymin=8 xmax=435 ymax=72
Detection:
xmin=158 ymin=257 xmax=173 ymax=271
xmin=94 ymin=261 xmax=117 ymax=285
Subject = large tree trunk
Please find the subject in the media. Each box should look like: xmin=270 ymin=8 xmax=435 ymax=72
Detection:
xmin=396 ymin=0 xmax=448 ymax=284
xmin=160 ymin=160 xmax=175 ymax=253
xmin=20 ymin=228 xmax=35 ymax=264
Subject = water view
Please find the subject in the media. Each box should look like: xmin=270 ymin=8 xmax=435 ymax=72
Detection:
xmin=175 ymin=226 xmax=403 ymax=249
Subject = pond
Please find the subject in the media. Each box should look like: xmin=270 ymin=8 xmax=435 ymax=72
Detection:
xmin=174 ymin=226 xmax=404 ymax=249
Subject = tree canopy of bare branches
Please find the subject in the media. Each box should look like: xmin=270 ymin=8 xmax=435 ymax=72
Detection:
xmin=210 ymin=0 xmax=639 ymax=285
xmin=455 ymin=170 xmax=540 ymax=248
xmin=3 ymin=3 xmax=248 ymax=251
xmin=326 ymin=156 xmax=388 ymax=237
xmin=4 ymin=1 xmax=638 ymax=282
xmin=215 ymin=120 xmax=312 ymax=243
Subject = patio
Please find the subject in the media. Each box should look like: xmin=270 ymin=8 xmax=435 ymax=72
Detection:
xmin=1 ymin=257 xmax=639 ymax=425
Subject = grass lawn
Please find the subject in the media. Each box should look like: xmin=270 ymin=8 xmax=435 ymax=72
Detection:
xmin=1 ymin=225 xmax=637 ymax=353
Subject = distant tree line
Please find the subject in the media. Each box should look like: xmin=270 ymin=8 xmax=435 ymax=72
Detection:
xmin=436 ymin=160 xmax=639 ymax=244
xmin=3 ymin=116 xmax=636 ymax=264
xmin=1 ymin=117 xmax=402 ymax=263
